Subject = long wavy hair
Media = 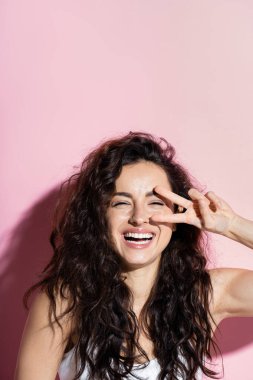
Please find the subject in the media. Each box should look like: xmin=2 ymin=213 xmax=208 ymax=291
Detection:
xmin=25 ymin=132 xmax=218 ymax=380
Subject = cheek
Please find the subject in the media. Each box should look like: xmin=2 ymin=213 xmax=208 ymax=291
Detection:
xmin=107 ymin=209 xmax=131 ymax=227
xmin=164 ymin=206 xmax=174 ymax=215
xmin=159 ymin=224 xmax=174 ymax=245
xmin=161 ymin=224 xmax=173 ymax=234
xmin=106 ymin=212 xmax=125 ymax=239
xmin=151 ymin=205 xmax=173 ymax=216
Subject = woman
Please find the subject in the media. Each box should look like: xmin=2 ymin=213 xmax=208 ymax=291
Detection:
xmin=15 ymin=132 xmax=253 ymax=380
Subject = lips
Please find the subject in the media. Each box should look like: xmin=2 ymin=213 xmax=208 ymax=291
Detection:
xmin=122 ymin=229 xmax=156 ymax=249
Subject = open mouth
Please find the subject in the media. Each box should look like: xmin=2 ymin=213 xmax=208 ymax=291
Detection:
xmin=123 ymin=232 xmax=155 ymax=245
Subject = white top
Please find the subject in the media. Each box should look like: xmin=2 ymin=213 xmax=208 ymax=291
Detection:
xmin=58 ymin=347 xmax=203 ymax=380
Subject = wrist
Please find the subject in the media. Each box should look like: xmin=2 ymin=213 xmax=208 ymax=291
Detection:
xmin=228 ymin=212 xmax=241 ymax=234
xmin=221 ymin=213 xmax=241 ymax=240
xmin=222 ymin=213 xmax=253 ymax=249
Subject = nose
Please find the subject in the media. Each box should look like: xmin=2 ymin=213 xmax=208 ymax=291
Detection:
xmin=129 ymin=206 xmax=149 ymax=226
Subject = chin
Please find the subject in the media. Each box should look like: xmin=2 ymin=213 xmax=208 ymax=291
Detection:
xmin=119 ymin=253 xmax=161 ymax=270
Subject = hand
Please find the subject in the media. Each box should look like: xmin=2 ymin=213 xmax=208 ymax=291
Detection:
xmin=151 ymin=186 xmax=237 ymax=235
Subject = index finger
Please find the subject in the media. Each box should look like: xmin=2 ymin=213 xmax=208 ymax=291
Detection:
xmin=154 ymin=186 xmax=192 ymax=209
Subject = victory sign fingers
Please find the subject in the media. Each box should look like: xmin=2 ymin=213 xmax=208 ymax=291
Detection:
xmin=151 ymin=186 xmax=195 ymax=225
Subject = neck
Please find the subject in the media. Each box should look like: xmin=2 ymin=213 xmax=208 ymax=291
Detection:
xmin=122 ymin=262 xmax=159 ymax=315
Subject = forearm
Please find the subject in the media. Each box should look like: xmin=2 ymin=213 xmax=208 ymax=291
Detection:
xmin=224 ymin=214 xmax=253 ymax=249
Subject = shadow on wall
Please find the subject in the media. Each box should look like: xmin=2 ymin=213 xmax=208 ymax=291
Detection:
xmin=0 ymin=188 xmax=60 ymax=380
xmin=216 ymin=317 xmax=253 ymax=354
xmin=0 ymin=190 xmax=253 ymax=380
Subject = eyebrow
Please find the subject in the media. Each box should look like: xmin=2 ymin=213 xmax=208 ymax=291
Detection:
xmin=113 ymin=191 xmax=156 ymax=198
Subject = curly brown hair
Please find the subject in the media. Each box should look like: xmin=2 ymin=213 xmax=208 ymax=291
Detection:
xmin=25 ymin=132 xmax=218 ymax=380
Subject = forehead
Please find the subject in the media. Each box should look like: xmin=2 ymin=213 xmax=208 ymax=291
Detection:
xmin=115 ymin=161 xmax=172 ymax=192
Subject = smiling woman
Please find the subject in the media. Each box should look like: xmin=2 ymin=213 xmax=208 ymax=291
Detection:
xmin=107 ymin=162 xmax=174 ymax=270
xmin=15 ymin=132 xmax=253 ymax=380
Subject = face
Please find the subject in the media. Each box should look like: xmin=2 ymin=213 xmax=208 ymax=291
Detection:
xmin=106 ymin=161 xmax=174 ymax=270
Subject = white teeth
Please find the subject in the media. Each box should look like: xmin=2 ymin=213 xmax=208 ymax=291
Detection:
xmin=124 ymin=232 xmax=153 ymax=239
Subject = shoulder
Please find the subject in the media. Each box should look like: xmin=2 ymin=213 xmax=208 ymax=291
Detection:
xmin=15 ymin=289 xmax=75 ymax=380
xmin=30 ymin=288 xmax=75 ymax=328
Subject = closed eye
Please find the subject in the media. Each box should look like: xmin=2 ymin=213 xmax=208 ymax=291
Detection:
xmin=149 ymin=201 xmax=165 ymax=206
xmin=111 ymin=201 xmax=130 ymax=207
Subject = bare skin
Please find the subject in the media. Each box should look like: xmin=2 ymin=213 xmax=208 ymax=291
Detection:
xmin=152 ymin=184 xmax=253 ymax=322
xmin=15 ymin=161 xmax=253 ymax=379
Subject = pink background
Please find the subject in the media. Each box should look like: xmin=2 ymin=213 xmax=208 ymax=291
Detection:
xmin=1 ymin=1 xmax=253 ymax=379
